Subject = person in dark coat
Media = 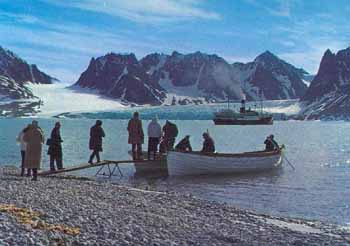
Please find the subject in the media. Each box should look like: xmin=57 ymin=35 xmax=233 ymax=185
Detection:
xmin=127 ymin=112 xmax=144 ymax=160
xmin=162 ymin=120 xmax=178 ymax=151
xmin=201 ymin=133 xmax=215 ymax=153
xmin=48 ymin=122 xmax=63 ymax=171
xmin=264 ymin=134 xmax=279 ymax=151
xmin=175 ymin=135 xmax=192 ymax=152
xmin=89 ymin=120 xmax=105 ymax=164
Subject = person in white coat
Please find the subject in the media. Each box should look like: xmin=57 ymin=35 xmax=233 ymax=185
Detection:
xmin=147 ymin=118 xmax=162 ymax=160
xmin=16 ymin=124 xmax=31 ymax=176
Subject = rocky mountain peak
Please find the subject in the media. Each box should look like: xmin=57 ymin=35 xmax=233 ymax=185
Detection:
xmin=97 ymin=53 xmax=138 ymax=66
xmin=301 ymin=46 xmax=350 ymax=118
xmin=233 ymin=51 xmax=308 ymax=100
xmin=255 ymin=50 xmax=277 ymax=60
xmin=0 ymin=46 xmax=54 ymax=84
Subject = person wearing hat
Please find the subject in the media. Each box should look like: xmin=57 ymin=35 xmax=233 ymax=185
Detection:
xmin=175 ymin=135 xmax=192 ymax=152
xmin=47 ymin=122 xmax=63 ymax=171
xmin=88 ymin=120 xmax=105 ymax=164
xmin=147 ymin=117 xmax=162 ymax=160
xmin=127 ymin=112 xmax=144 ymax=160
xmin=264 ymin=134 xmax=279 ymax=151
xmin=23 ymin=120 xmax=45 ymax=181
xmin=162 ymin=120 xmax=178 ymax=151
xmin=201 ymin=132 xmax=215 ymax=153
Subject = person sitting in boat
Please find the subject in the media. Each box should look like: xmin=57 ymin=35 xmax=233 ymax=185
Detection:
xmin=201 ymin=133 xmax=215 ymax=153
xmin=175 ymin=135 xmax=192 ymax=152
xmin=264 ymin=134 xmax=279 ymax=151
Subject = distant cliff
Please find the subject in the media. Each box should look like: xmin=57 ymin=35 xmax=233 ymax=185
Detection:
xmin=0 ymin=46 xmax=56 ymax=100
xmin=300 ymin=47 xmax=350 ymax=119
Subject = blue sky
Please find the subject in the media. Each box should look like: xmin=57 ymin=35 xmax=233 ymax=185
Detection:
xmin=0 ymin=0 xmax=349 ymax=83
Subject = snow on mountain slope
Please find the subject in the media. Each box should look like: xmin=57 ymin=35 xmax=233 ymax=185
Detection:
xmin=0 ymin=75 xmax=35 ymax=100
xmin=27 ymin=83 xmax=126 ymax=117
xmin=232 ymin=51 xmax=308 ymax=100
xmin=299 ymin=47 xmax=350 ymax=119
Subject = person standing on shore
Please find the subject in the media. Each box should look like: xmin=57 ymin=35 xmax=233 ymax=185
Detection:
xmin=16 ymin=124 xmax=31 ymax=177
xmin=89 ymin=120 xmax=105 ymax=164
xmin=47 ymin=122 xmax=63 ymax=171
xmin=23 ymin=120 xmax=45 ymax=181
xmin=127 ymin=112 xmax=144 ymax=160
xmin=147 ymin=117 xmax=162 ymax=160
xmin=162 ymin=120 xmax=178 ymax=151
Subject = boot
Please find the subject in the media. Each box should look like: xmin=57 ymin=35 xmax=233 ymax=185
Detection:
xmin=20 ymin=168 xmax=25 ymax=177
xmin=31 ymin=169 xmax=38 ymax=181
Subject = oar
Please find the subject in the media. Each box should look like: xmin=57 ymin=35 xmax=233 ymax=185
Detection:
xmin=280 ymin=144 xmax=295 ymax=170
xmin=284 ymin=156 xmax=295 ymax=170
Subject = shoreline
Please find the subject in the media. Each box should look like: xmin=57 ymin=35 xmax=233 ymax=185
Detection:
xmin=0 ymin=173 xmax=349 ymax=245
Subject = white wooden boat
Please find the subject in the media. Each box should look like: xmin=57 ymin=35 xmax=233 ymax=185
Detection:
xmin=167 ymin=149 xmax=283 ymax=176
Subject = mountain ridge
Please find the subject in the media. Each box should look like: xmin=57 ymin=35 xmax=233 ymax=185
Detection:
xmin=74 ymin=50 xmax=308 ymax=105
xmin=0 ymin=46 xmax=56 ymax=100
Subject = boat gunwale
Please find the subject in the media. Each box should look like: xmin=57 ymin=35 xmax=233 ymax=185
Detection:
xmin=169 ymin=149 xmax=281 ymax=158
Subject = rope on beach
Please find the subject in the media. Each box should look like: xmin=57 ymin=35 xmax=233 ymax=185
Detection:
xmin=0 ymin=204 xmax=80 ymax=236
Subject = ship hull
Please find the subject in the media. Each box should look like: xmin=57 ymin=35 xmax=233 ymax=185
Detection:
xmin=213 ymin=116 xmax=273 ymax=125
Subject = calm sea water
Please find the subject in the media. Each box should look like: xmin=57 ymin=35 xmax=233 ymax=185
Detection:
xmin=1 ymin=118 xmax=349 ymax=226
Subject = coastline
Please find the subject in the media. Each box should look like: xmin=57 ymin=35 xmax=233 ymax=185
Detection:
xmin=0 ymin=173 xmax=349 ymax=245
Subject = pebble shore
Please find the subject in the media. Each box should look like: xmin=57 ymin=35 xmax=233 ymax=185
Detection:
xmin=0 ymin=173 xmax=349 ymax=246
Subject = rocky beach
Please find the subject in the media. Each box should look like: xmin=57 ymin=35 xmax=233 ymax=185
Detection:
xmin=0 ymin=170 xmax=349 ymax=246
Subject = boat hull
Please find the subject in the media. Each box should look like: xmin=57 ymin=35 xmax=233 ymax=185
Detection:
xmin=128 ymin=151 xmax=168 ymax=176
xmin=213 ymin=116 xmax=273 ymax=125
xmin=167 ymin=150 xmax=283 ymax=176
xmin=134 ymin=160 xmax=168 ymax=176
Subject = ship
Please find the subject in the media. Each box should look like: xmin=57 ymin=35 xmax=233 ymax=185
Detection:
xmin=213 ymin=99 xmax=273 ymax=125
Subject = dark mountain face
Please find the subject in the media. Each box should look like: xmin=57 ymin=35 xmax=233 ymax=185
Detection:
xmin=0 ymin=46 xmax=54 ymax=84
xmin=0 ymin=46 xmax=55 ymax=101
xmin=75 ymin=53 xmax=165 ymax=105
xmin=299 ymin=47 xmax=350 ymax=119
xmin=233 ymin=51 xmax=308 ymax=100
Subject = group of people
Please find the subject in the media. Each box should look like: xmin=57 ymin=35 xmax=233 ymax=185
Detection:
xmin=126 ymin=112 xmax=216 ymax=160
xmin=17 ymin=121 xmax=63 ymax=181
xmin=17 ymin=120 xmax=48 ymax=181
xmin=16 ymin=112 xmax=278 ymax=181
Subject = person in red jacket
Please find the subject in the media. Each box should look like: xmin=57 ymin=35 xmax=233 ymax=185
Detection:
xmin=127 ymin=112 xmax=144 ymax=160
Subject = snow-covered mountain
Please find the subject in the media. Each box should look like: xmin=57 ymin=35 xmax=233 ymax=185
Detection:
xmin=74 ymin=50 xmax=309 ymax=105
xmin=232 ymin=51 xmax=308 ymax=100
xmin=74 ymin=51 xmax=247 ymax=105
xmin=300 ymin=47 xmax=350 ymax=119
xmin=74 ymin=53 xmax=165 ymax=105
xmin=0 ymin=46 xmax=54 ymax=84
xmin=0 ymin=46 xmax=56 ymax=100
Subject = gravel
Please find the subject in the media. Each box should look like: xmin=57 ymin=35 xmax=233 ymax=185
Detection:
xmin=0 ymin=173 xmax=349 ymax=246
